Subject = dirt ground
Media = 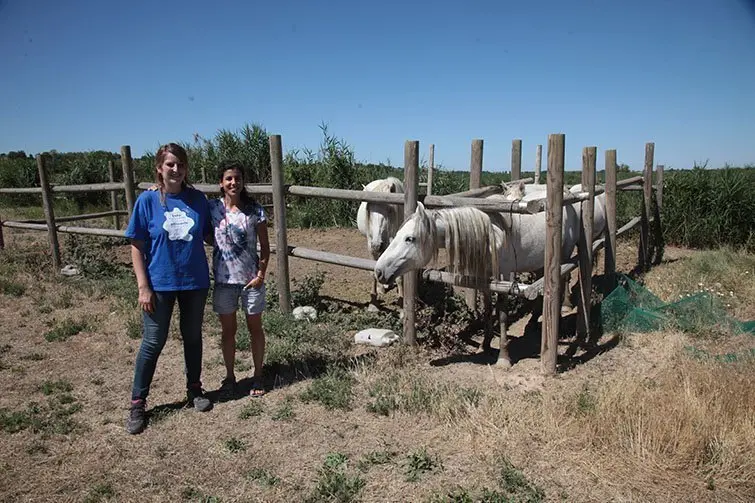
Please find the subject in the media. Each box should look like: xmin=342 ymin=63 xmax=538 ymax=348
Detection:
xmin=0 ymin=225 xmax=752 ymax=503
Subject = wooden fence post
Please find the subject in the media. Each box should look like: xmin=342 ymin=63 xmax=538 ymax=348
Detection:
xmin=269 ymin=134 xmax=292 ymax=314
xmin=120 ymin=145 xmax=137 ymax=216
xmin=511 ymin=139 xmax=522 ymax=181
xmin=37 ymin=154 xmax=61 ymax=272
xmin=534 ymin=144 xmax=542 ymax=184
xmin=426 ymin=144 xmax=434 ymax=196
xmin=107 ymin=160 xmax=121 ymax=230
xmin=403 ymin=140 xmax=420 ymax=345
xmin=542 ymin=133 xmax=565 ymax=375
xmin=576 ymin=146 xmax=596 ymax=346
xmin=652 ymin=164 xmax=665 ymax=265
xmin=639 ymin=142 xmax=654 ymax=271
xmin=466 ymin=139 xmax=484 ymax=310
xmin=0 ymin=215 xmax=5 ymax=250
xmin=604 ymin=150 xmax=617 ymax=294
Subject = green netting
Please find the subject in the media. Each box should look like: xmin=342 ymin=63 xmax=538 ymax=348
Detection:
xmin=600 ymin=274 xmax=755 ymax=336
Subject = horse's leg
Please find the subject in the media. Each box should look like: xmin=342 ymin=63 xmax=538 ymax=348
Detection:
xmin=397 ymin=275 xmax=404 ymax=305
xmin=560 ymin=274 xmax=573 ymax=314
xmin=482 ymin=289 xmax=492 ymax=350
xmin=495 ymin=292 xmax=512 ymax=368
xmin=483 ymin=291 xmax=496 ymax=352
xmin=368 ymin=277 xmax=379 ymax=311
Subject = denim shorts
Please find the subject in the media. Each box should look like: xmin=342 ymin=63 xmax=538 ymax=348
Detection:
xmin=212 ymin=283 xmax=266 ymax=315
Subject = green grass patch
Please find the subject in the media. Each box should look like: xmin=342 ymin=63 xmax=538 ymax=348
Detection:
xmin=238 ymin=401 xmax=264 ymax=419
xmin=366 ymin=373 xmax=483 ymax=420
xmin=246 ymin=467 xmax=281 ymax=487
xmin=83 ymin=482 xmax=116 ymax=503
xmin=224 ymin=436 xmax=246 ymax=454
xmin=305 ymin=452 xmax=365 ymax=503
xmin=44 ymin=318 xmax=89 ymax=342
xmin=39 ymin=379 xmax=73 ymax=395
xmin=299 ymin=366 xmax=355 ymax=411
xmin=404 ymin=447 xmax=441 ymax=482
xmin=0 ymin=277 xmax=25 ymax=297
xmin=271 ymin=400 xmax=295 ymax=421
xmin=0 ymin=396 xmax=83 ymax=435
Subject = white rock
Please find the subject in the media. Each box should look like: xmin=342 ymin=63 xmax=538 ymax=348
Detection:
xmin=60 ymin=265 xmax=80 ymax=276
xmin=354 ymin=328 xmax=399 ymax=347
xmin=293 ymin=306 xmax=317 ymax=321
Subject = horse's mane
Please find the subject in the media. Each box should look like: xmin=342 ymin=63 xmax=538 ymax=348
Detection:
xmin=366 ymin=177 xmax=404 ymax=193
xmin=414 ymin=206 xmax=501 ymax=285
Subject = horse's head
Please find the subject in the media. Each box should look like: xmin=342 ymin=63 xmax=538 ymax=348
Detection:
xmin=365 ymin=203 xmax=395 ymax=259
xmin=374 ymin=202 xmax=436 ymax=285
xmin=502 ymin=180 xmax=527 ymax=201
xmin=360 ymin=178 xmax=404 ymax=259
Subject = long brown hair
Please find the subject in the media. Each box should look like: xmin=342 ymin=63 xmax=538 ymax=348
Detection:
xmin=154 ymin=143 xmax=192 ymax=205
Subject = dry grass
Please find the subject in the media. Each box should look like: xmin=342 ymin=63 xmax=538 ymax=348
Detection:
xmin=459 ymin=335 xmax=755 ymax=501
xmin=0 ymin=227 xmax=753 ymax=502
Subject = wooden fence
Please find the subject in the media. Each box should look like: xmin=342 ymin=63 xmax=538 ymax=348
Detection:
xmin=0 ymin=135 xmax=663 ymax=375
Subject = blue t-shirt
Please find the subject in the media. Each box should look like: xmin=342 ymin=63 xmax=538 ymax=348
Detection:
xmin=124 ymin=187 xmax=211 ymax=291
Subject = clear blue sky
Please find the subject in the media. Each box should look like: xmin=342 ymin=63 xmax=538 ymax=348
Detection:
xmin=2 ymin=0 xmax=754 ymax=172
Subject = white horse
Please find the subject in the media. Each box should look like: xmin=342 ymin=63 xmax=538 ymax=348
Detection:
xmin=374 ymin=201 xmax=502 ymax=290
xmin=374 ymin=186 xmax=584 ymax=367
xmin=356 ymin=177 xmax=405 ymax=306
xmin=568 ymin=183 xmax=606 ymax=240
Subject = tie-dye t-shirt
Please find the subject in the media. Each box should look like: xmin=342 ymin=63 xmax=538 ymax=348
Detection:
xmin=208 ymin=198 xmax=267 ymax=286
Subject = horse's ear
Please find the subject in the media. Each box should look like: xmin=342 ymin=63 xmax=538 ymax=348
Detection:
xmin=416 ymin=201 xmax=425 ymax=214
xmin=361 ymin=183 xmax=366 ymax=189
xmin=517 ymin=180 xmax=525 ymax=192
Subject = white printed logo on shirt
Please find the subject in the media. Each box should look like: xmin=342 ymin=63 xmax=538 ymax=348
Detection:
xmin=163 ymin=207 xmax=195 ymax=241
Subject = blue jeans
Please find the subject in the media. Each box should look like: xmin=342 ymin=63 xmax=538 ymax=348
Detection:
xmin=131 ymin=288 xmax=209 ymax=401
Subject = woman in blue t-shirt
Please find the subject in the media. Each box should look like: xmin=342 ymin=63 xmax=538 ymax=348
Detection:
xmin=123 ymin=143 xmax=213 ymax=435
xmin=208 ymin=160 xmax=270 ymax=398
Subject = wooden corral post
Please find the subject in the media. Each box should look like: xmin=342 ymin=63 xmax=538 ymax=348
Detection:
xmin=37 ymin=154 xmax=61 ymax=272
xmin=604 ymin=150 xmax=618 ymax=294
xmin=426 ymin=144 xmax=434 ymax=196
xmin=511 ymin=139 xmax=522 ymax=181
xmin=639 ymin=142 xmax=654 ymax=272
xmin=576 ymin=146 xmax=596 ymax=344
xmin=269 ymin=135 xmax=292 ymax=314
xmin=534 ymin=144 xmax=542 ymax=184
xmin=0 ymin=215 xmax=4 ymax=249
xmin=655 ymin=164 xmax=664 ymax=211
xmin=542 ymin=133 xmax=565 ymax=375
xmin=107 ymin=160 xmax=121 ymax=230
xmin=120 ymin=145 xmax=137 ymax=216
xmin=403 ymin=140 xmax=420 ymax=345
xmin=652 ymin=164 xmax=665 ymax=265
xmin=466 ymin=139 xmax=484 ymax=310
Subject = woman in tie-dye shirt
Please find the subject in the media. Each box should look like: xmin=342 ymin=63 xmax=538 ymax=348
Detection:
xmin=208 ymin=160 xmax=270 ymax=398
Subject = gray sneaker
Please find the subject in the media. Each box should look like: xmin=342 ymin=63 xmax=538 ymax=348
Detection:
xmin=187 ymin=387 xmax=212 ymax=412
xmin=126 ymin=400 xmax=146 ymax=434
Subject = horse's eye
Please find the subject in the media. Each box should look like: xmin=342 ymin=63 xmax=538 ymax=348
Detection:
xmin=405 ymin=236 xmax=415 ymax=243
